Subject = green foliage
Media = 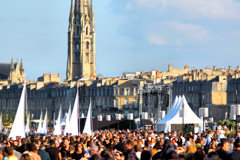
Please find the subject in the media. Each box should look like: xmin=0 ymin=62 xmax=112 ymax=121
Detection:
xmin=217 ymin=120 xmax=237 ymax=130
xmin=218 ymin=120 xmax=224 ymax=126
xmin=231 ymin=121 xmax=236 ymax=128
xmin=2 ymin=109 xmax=15 ymax=126
xmin=224 ymin=120 xmax=231 ymax=127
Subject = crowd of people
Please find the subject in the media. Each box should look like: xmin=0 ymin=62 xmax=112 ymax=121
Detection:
xmin=0 ymin=129 xmax=240 ymax=160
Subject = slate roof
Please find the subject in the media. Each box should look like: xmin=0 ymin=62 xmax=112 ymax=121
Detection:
xmin=0 ymin=63 xmax=11 ymax=79
xmin=117 ymin=79 xmax=152 ymax=88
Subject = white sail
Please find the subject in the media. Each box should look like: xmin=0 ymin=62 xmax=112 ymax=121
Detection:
xmin=54 ymin=106 xmax=62 ymax=135
xmin=37 ymin=111 xmax=43 ymax=133
xmin=83 ymin=101 xmax=92 ymax=135
xmin=42 ymin=110 xmax=48 ymax=134
xmin=81 ymin=113 xmax=85 ymax=118
xmin=9 ymin=83 xmax=26 ymax=139
xmin=68 ymin=89 xmax=79 ymax=136
xmin=25 ymin=114 xmax=30 ymax=133
xmin=64 ymin=104 xmax=71 ymax=135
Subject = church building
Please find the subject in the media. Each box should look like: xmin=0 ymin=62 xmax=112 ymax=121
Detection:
xmin=66 ymin=0 xmax=96 ymax=81
xmin=0 ymin=58 xmax=25 ymax=84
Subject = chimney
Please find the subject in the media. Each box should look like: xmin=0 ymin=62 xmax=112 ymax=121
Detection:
xmin=58 ymin=73 xmax=60 ymax=78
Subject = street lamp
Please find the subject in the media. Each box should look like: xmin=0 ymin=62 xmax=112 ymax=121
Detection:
xmin=142 ymin=112 xmax=148 ymax=130
xmin=97 ymin=115 xmax=102 ymax=121
xmin=199 ymin=107 xmax=209 ymax=132
xmin=127 ymin=113 xmax=133 ymax=130
xmin=116 ymin=113 xmax=121 ymax=130
xmin=106 ymin=115 xmax=111 ymax=130
xmin=231 ymin=104 xmax=240 ymax=131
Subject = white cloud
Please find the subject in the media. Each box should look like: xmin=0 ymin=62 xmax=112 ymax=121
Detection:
xmin=148 ymin=35 xmax=168 ymax=46
xmin=128 ymin=0 xmax=240 ymax=19
xmin=130 ymin=0 xmax=167 ymax=9
xmin=167 ymin=21 xmax=208 ymax=40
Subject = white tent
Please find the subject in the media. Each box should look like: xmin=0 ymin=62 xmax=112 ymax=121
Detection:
xmin=25 ymin=114 xmax=30 ymax=134
xmin=37 ymin=111 xmax=43 ymax=133
xmin=81 ymin=113 xmax=85 ymax=119
xmin=83 ymin=101 xmax=92 ymax=135
xmin=68 ymin=88 xmax=79 ymax=136
xmin=54 ymin=107 xmax=62 ymax=135
xmin=9 ymin=83 xmax=26 ymax=139
xmin=42 ymin=110 xmax=48 ymax=134
xmin=64 ymin=105 xmax=71 ymax=135
xmin=156 ymin=95 xmax=202 ymax=133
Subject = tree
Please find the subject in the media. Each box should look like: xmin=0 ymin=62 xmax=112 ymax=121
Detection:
xmin=2 ymin=110 xmax=15 ymax=126
xmin=218 ymin=120 xmax=224 ymax=126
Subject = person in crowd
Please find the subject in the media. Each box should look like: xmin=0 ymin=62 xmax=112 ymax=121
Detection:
xmin=216 ymin=138 xmax=231 ymax=160
xmin=3 ymin=147 xmax=18 ymax=160
xmin=47 ymin=140 xmax=62 ymax=160
xmin=26 ymin=143 xmax=41 ymax=160
xmin=38 ymin=145 xmax=50 ymax=160
xmin=4 ymin=127 xmax=240 ymax=160
xmin=72 ymin=143 xmax=85 ymax=160
xmin=231 ymin=138 xmax=240 ymax=160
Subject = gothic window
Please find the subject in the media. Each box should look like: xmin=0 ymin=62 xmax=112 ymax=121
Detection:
xmin=86 ymin=27 xmax=89 ymax=35
xmin=86 ymin=53 xmax=89 ymax=63
xmin=76 ymin=44 xmax=79 ymax=50
xmin=86 ymin=42 xmax=89 ymax=49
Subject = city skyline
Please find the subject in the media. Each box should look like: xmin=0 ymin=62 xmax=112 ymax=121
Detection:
xmin=0 ymin=0 xmax=240 ymax=81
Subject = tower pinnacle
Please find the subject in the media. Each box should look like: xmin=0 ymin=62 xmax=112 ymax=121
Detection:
xmin=66 ymin=0 xmax=96 ymax=81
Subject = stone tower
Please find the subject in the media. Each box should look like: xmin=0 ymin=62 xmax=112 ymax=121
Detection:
xmin=66 ymin=0 xmax=96 ymax=81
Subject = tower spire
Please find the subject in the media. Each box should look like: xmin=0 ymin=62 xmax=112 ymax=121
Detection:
xmin=90 ymin=0 xmax=93 ymax=16
xmin=20 ymin=58 xmax=24 ymax=74
xmin=75 ymin=0 xmax=80 ymax=12
xmin=69 ymin=0 xmax=74 ymax=21
xmin=10 ymin=58 xmax=14 ymax=70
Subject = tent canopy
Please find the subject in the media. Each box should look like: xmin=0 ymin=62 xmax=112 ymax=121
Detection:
xmin=156 ymin=95 xmax=202 ymax=133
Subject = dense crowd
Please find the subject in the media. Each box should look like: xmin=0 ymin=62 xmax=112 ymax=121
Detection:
xmin=0 ymin=129 xmax=240 ymax=160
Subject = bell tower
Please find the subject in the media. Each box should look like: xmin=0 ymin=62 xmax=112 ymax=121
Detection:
xmin=66 ymin=0 xmax=96 ymax=81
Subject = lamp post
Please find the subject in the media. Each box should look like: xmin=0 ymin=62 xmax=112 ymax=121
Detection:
xmin=116 ymin=113 xmax=121 ymax=130
xmin=199 ymin=107 xmax=208 ymax=132
xmin=127 ymin=113 xmax=133 ymax=130
xmin=106 ymin=115 xmax=111 ymax=130
xmin=142 ymin=112 xmax=148 ymax=130
xmin=235 ymin=104 xmax=240 ymax=131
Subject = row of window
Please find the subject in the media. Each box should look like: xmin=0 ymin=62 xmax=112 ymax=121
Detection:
xmin=114 ymin=88 xmax=138 ymax=96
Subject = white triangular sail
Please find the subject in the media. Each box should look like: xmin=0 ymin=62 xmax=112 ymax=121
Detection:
xmin=9 ymin=83 xmax=26 ymax=139
xmin=37 ymin=111 xmax=43 ymax=133
xmin=42 ymin=110 xmax=48 ymax=134
xmin=54 ymin=106 xmax=62 ymax=135
xmin=81 ymin=113 xmax=85 ymax=118
xmin=64 ymin=104 xmax=71 ymax=135
xmin=68 ymin=89 xmax=79 ymax=136
xmin=25 ymin=114 xmax=30 ymax=133
xmin=83 ymin=101 xmax=92 ymax=135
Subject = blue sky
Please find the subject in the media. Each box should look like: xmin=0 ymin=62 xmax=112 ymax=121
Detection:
xmin=0 ymin=0 xmax=240 ymax=81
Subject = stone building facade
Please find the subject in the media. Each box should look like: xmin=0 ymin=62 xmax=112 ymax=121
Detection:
xmin=66 ymin=0 xmax=96 ymax=81
xmin=172 ymin=66 xmax=240 ymax=121
xmin=0 ymin=59 xmax=25 ymax=85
